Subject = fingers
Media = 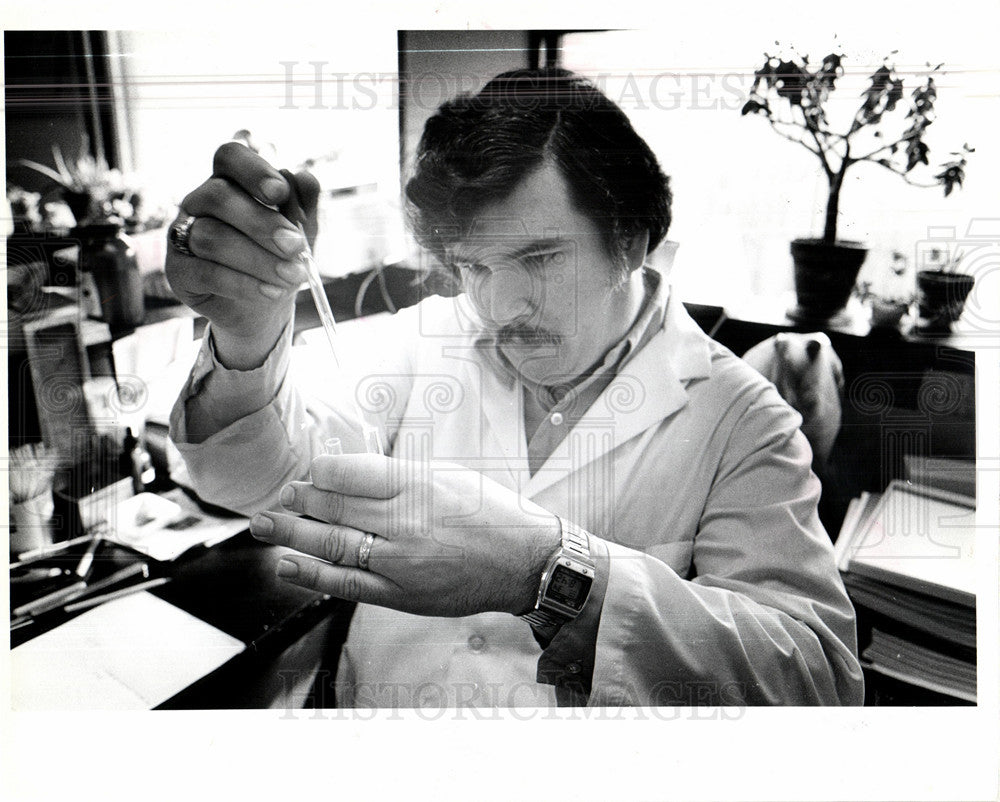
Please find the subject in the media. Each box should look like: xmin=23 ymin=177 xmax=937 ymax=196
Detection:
xmin=212 ymin=144 xmax=319 ymax=244
xmin=250 ymin=511 xmax=371 ymax=568
xmin=278 ymin=481 xmax=391 ymax=537
xmin=309 ymin=454 xmax=406 ymax=498
xmin=280 ymin=169 xmax=321 ymax=248
xmin=250 ymin=510 xmax=399 ymax=605
xmin=168 ymin=214 xmax=306 ymax=292
xmin=179 ymin=175 xmax=307 ymax=264
xmin=212 ymin=140 xmax=290 ymax=206
xmin=273 ymin=555 xmax=398 ymax=606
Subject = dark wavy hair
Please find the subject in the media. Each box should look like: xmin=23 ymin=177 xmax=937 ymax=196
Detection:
xmin=404 ymin=68 xmax=672 ymax=273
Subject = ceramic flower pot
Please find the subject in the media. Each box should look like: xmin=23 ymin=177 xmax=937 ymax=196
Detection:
xmin=788 ymin=238 xmax=868 ymax=324
xmin=915 ymin=270 xmax=975 ymax=332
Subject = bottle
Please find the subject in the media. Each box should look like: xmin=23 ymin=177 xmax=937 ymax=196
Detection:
xmin=75 ymin=222 xmax=145 ymax=331
xmin=121 ymin=427 xmax=154 ymax=494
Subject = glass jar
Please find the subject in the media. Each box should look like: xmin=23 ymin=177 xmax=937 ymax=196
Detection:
xmin=74 ymin=223 xmax=145 ymax=330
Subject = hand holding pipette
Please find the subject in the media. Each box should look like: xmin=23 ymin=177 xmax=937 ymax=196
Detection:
xmin=163 ymin=142 xmax=381 ymax=452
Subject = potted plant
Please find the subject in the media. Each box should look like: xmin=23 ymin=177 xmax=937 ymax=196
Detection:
xmin=855 ymin=251 xmax=914 ymax=332
xmin=16 ymin=144 xmax=166 ymax=330
xmin=914 ymin=246 xmax=975 ymax=332
xmin=741 ymin=46 xmax=972 ymax=323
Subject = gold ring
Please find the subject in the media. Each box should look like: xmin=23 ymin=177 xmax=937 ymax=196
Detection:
xmin=357 ymin=532 xmax=375 ymax=571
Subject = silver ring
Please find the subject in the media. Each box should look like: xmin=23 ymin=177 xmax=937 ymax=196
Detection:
xmin=357 ymin=532 xmax=375 ymax=571
xmin=169 ymin=214 xmax=198 ymax=257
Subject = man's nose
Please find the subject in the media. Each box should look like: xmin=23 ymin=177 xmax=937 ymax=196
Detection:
xmin=485 ymin=266 xmax=539 ymax=324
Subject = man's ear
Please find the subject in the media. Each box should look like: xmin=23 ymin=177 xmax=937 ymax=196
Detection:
xmin=623 ymin=230 xmax=650 ymax=273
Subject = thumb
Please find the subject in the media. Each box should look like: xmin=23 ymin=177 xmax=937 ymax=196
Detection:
xmin=278 ymin=168 xmax=321 ymax=248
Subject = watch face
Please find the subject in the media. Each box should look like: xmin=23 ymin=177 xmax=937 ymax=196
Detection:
xmin=547 ymin=564 xmax=593 ymax=610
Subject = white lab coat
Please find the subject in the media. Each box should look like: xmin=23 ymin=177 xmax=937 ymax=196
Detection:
xmin=170 ymin=280 xmax=864 ymax=707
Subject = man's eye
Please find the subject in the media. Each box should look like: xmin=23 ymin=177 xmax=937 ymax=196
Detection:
xmin=521 ymin=252 xmax=562 ymax=272
xmin=453 ymin=262 xmax=487 ymax=274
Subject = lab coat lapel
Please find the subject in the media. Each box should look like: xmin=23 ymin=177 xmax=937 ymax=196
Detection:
xmin=472 ymin=352 xmax=530 ymax=484
xmin=524 ymin=298 xmax=713 ymax=499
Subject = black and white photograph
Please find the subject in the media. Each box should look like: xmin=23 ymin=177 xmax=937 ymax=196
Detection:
xmin=3 ymin=3 xmax=998 ymax=800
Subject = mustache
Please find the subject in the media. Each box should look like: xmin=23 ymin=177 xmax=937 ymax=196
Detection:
xmin=494 ymin=324 xmax=563 ymax=347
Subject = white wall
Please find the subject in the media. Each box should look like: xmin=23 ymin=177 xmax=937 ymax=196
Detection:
xmin=561 ymin=25 xmax=998 ymax=309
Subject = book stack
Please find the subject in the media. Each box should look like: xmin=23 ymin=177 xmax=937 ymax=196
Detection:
xmin=835 ymin=479 xmax=977 ymax=703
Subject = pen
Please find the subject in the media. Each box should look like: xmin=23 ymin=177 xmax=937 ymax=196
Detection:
xmin=11 ymin=563 xmax=150 ymax=620
xmin=68 ymin=562 xmax=150 ymax=602
xmin=9 ymin=533 xmax=95 ymax=569
xmin=12 ymin=580 xmax=88 ymax=618
xmin=10 ymin=567 xmax=64 ymax=584
xmin=64 ymin=577 xmax=171 ymax=613
xmin=10 ymin=615 xmax=34 ymax=632
xmin=74 ymin=534 xmax=102 ymax=577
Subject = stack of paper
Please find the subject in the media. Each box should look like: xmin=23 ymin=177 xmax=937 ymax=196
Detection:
xmin=836 ymin=480 xmax=977 ymax=702
xmin=861 ymin=628 xmax=976 ymax=703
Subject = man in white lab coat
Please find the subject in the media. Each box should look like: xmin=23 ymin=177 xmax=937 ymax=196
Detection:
xmin=167 ymin=68 xmax=864 ymax=707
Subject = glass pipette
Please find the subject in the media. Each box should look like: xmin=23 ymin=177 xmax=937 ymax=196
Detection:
xmin=297 ymin=224 xmax=384 ymax=456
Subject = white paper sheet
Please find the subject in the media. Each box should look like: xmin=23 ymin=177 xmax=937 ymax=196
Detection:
xmin=11 ymin=591 xmax=245 ymax=710
xmin=106 ymin=486 xmax=248 ymax=561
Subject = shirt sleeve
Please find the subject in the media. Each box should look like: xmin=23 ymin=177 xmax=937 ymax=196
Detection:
xmin=169 ymin=317 xmax=412 ymax=515
xmin=534 ymin=386 xmax=864 ymax=707
xmin=582 ymin=395 xmax=864 ymax=707
xmin=534 ymin=534 xmax=609 ymax=704
xmin=171 ymin=322 xmax=295 ymax=446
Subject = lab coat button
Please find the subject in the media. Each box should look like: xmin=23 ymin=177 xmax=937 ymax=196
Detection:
xmin=550 ymin=412 xmax=564 ymax=426
xmin=467 ymin=634 xmax=486 ymax=653
xmin=566 ymin=662 xmax=581 ymax=674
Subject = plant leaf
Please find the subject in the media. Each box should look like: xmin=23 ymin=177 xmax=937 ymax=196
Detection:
xmin=18 ymin=158 xmax=69 ymax=186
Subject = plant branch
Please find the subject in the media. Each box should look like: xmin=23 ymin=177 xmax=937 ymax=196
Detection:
xmin=851 ymin=128 xmax=924 ymax=163
xmin=860 ymin=158 xmax=940 ymax=187
xmin=766 ymin=117 xmax=823 ymax=158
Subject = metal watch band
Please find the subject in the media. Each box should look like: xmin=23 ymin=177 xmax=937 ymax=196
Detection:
xmin=520 ymin=608 xmax=565 ymax=635
xmin=519 ymin=517 xmax=594 ymax=637
xmin=560 ymin=518 xmax=592 ymax=562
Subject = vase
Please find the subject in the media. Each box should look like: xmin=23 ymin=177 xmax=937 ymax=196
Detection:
xmin=73 ymin=223 xmax=145 ymax=331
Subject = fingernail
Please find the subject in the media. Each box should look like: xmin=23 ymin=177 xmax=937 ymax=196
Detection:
xmin=276 ymin=558 xmax=298 ymax=578
xmin=259 ymin=283 xmax=284 ymax=299
xmin=250 ymin=513 xmax=273 ymax=537
xmin=274 ymin=228 xmax=304 ymax=257
xmin=275 ymin=260 xmax=305 ymax=284
xmin=261 ymin=177 xmax=285 ymax=203
xmin=280 ymin=485 xmax=296 ymax=508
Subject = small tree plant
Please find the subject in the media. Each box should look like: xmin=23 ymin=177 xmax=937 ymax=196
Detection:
xmin=741 ymin=45 xmax=972 ymax=245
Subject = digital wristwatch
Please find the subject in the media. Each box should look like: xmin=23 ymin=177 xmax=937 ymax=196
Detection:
xmin=520 ymin=518 xmax=595 ymax=641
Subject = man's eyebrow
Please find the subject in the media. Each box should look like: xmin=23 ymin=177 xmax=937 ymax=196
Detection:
xmin=450 ymin=237 xmax=569 ymax=262
xmin=508 ymin=238 xmax=569 ymax=258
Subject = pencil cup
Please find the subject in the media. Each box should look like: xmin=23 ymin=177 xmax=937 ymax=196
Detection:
xmin=10 ymin=489 xmax=55 ymax=556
